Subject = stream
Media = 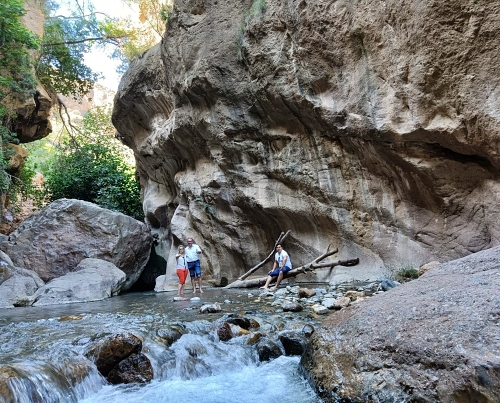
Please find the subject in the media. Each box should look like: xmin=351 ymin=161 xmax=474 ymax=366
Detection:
xmin=0 ymin=288 xmax=322 ymax=403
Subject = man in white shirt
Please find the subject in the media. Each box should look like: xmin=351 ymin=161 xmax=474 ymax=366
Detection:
xmin=185 ymin=237 xmax=203 ymax=293
xmin=259 ymin=244 xmax=292 ymax=290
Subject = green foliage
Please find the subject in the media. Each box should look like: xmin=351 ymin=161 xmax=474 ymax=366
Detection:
xmin=0 ymin=0 xmax=38 ymax=101
xmin=37 ymin=1 xmax=110 ymax=99
xmin=236 ymin=0 xmax=267 ymax=57
xmin=43 ymin=107 xmax=143 ymax=220
xmin=7 ymin=155 xmax=45 ymax=211
xmin=0 ymin=0 xmax=39 ymax=209
xmin=394 ymin=265 xmax=419 ymax=282
xmin=37 ymin=17 xmax=98 ymax=98
xmin=249 ymin=0 xmax=267 ymax=16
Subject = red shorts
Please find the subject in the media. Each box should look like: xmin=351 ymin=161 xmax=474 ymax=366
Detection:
xmin=177 ymin=268 xmax=188 ymax=285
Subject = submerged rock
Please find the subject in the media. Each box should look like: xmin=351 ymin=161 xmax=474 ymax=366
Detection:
xmin=107 ymin=353 xmax=154 ymax=384
xmin=282 ymin=301 xmax=303 ymax=312
xmin=301 ymin=246 xmax=500 ymax=402
xmin=256 ymin=338 xmax=282 ymax=362
xmin=217 ymin=322 xmax=233 ymax=342
xmin=298 ymin=288 xmax=316 ymax=298
xmin=85 ymin=333 xmax=143 ymax=377
xmin=157 ymin=324 xmax=187 ymax=347
xmin=278 ymin=330 xmax=307 ymax=356
xmin=199 ymin=302 xmax=222 ymax=314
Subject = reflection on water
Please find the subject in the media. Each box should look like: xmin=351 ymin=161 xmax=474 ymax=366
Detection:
xmin=0 ymin=288 xmax=321 ymax=403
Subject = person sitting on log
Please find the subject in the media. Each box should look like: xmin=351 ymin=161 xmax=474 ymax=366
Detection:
xmin=260 ymin=244 xmax=292 ymax=290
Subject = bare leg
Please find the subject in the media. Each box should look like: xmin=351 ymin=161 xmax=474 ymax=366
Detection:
xmin=191 ymin=277 xmax=197 ymax=293
xmin=271 ymin=271 xmax=284 ymax=290
xmin=198 ymin=276 xmax=203 ymax=293
xmin=260 ymin=275 xmax=274 ymax=289
xmin=180 ymin=283 xmax=185 ymax=295
xmin=177 ymin=283 xmax=182 ymax=296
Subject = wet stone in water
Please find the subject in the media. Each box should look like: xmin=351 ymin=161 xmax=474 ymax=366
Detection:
xmin=84 ymin=333 xmax=142 ymax=377
xmin=278 ymin=330 xmax=307 ymax=356
xmin=256 ymin=338 xmax=282 ymax=362
xmin=107 ymin=353 xmax=154 ymax=384
xmin=217 ymin=322 xmax=233 ymax=342
xmin=157 ymin=324 xmax=187 ymax=347
xmin=282 ymin=301 xmax=303 ymax=312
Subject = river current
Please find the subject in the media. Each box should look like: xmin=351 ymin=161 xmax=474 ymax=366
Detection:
xmin=0 ymin=288 xmax=322 ymax=403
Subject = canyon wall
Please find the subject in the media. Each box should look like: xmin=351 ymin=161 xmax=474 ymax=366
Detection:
xmin=113 ymin=0 xmax=500 ymax=285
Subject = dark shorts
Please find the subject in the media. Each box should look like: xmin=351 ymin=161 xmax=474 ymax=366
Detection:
xmin=188 ymin=260 xmax=201 ymax=278
xmin=269 ymin=266 xmax=291 ymax=277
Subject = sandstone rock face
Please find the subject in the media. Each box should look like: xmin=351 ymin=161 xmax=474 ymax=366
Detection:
xmin=32 ymin=258 xmax=126 ymax=306
xmin=0 ymin=199 xmax=152 ymax=290
xmin=113 ymin=0 xmax=500 ymax=284
xmin=300 ymin=246 xmax=500 ymax=402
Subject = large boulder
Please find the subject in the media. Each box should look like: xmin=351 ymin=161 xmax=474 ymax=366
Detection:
xmin=301 ymin=246 xmax=500 ymax=402
xmin=0 ymin=199 xmax=152 ymax=290
xmin=113 ymin=0 xmax=500 ymax=285
xmin=32 ymin=258 xmax=126 ymax=306
xmin=0 ymin=251 xmax=44 ymax=308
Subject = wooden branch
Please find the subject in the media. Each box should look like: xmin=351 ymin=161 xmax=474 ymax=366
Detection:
xmin=41 ymin=36 xmax=127 ymax=47
xmin=236 ymin=230 xmax=291 ymax=281
xmin=313 ymin=247 xmax=338 ymax=263
xmin=225 ymin=251 xmax=358 ymax=289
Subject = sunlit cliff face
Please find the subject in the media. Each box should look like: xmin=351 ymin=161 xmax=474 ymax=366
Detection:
xmin=113 ymin=0 xmax=500 ymax=284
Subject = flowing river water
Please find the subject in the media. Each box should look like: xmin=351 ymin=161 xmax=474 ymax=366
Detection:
xmin=0 ymin=287 xmax=323 ymax=403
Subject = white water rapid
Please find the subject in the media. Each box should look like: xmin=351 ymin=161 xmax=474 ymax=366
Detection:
xmin=0 ymin=290 xmax=321 ymax=403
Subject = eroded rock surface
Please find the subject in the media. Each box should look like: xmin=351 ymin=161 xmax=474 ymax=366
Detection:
xmin=113 ymin=0 xmax=500 ymax=284
xmin=300 ymin=246 xmax=500 ymax=402
xmin=32 ymin=258 xmax=126 ymax=306
xmin=0 ymin=251 xmax=44 ymax=308
xmin=0 ymin=199 xmax=152 ymax=290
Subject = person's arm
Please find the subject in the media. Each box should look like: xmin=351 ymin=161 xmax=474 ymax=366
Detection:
xmin=269 ymin=258 xmax=277 ymax=274
xmin=280 ymin=255 xmax=288 ymax=271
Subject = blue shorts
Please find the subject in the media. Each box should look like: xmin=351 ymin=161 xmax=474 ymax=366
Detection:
xmin=269 ymin=266 xmax=291 ymax=277
xmin=188 ymin=260 xmax=201 ymax=278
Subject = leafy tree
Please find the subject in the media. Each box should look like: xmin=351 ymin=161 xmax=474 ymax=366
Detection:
xmin=43 ymin=107 xmax=143 ymax=219
xmin=0 ymin=0 xmax=39 ymax=207
xmin=37 ymin=0 xmax=172 ymax=94
xmin=0 ymin=0 xmax=38 ymax=101
xmin=37 ymin=0 xmax=133 ymax=99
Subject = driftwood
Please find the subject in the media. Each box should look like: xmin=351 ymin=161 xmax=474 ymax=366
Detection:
xmin=236 ymin=230 xmax=291 ymax=281
xmin=225 ymin=244 xmax=359 ymax=289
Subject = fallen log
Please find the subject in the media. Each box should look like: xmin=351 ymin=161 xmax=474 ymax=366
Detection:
xmin=236 ymin=230 xmax=291 ymax=281
xmin=225 ymin=247 xmax=359 ymax=289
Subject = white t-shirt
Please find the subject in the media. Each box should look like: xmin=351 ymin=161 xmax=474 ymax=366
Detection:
xmin=275 ymin=250 xmax=292 ymax=269
xmin=185 ymin=244 xmax=202 ymax=262
xmin=176 ymin=255 xmax=188 ymax=269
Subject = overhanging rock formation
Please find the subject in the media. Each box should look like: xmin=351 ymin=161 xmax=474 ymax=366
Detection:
xmin=112 ymin=0 xmax=500 ymax=285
